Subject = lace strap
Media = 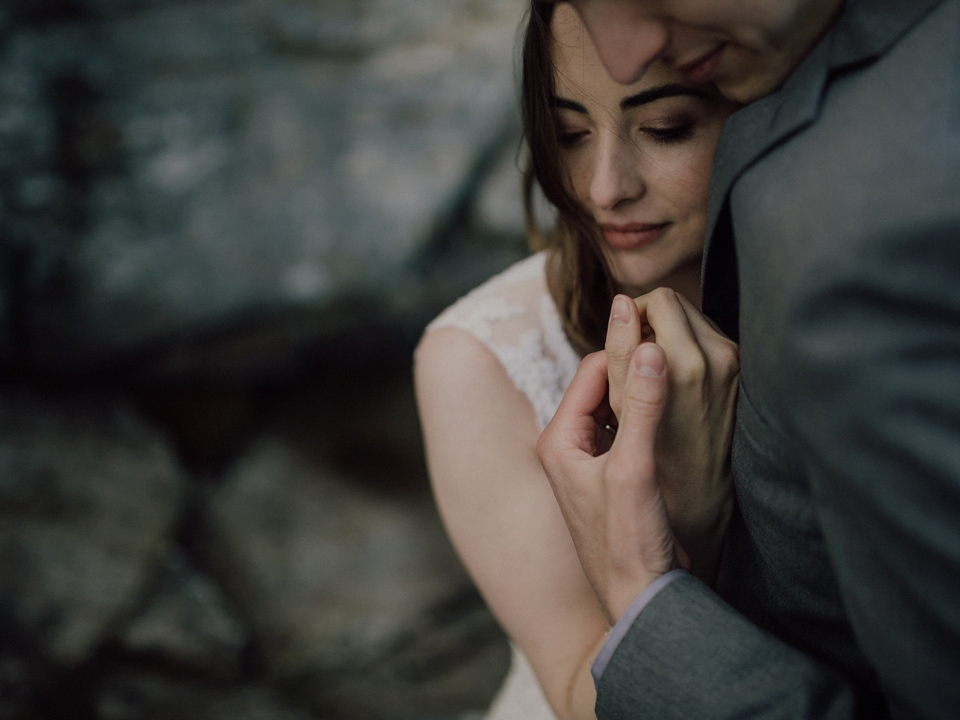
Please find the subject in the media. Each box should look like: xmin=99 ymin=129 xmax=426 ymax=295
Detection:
xmin=426 ymin=253 xmax=580 ymax=430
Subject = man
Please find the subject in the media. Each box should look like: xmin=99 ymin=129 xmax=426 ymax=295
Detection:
xmin=537 ymin=0 xmax=960 ymax=718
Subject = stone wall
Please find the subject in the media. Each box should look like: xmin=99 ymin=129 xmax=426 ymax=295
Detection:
xmin=0 ymin=0 xmax=534 ymax=717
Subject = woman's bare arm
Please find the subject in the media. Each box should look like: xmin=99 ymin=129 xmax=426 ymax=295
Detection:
xmin=415 ymin=326 xmax=608 ymax=720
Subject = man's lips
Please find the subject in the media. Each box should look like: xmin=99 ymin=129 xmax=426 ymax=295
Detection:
xmin=600 ymin=223 xmax=670 ymax=250
xmin=677 ymin=44 xmax=727 ymax=84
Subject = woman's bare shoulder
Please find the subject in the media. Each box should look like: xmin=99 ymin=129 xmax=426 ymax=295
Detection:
xmin=417 ymin=252 xmax=580 ymax=432
xmin=424 ymin=253 xmax=549 ymax=341
xmin=414 ymin=323 xmax=536 ymax=432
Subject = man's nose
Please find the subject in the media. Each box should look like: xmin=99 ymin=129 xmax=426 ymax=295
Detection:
xmin=571 ymin=0 xmax=669 ymax=84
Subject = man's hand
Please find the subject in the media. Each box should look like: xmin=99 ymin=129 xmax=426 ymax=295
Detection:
xmin=606 ymin=289 xmax=739 ymax=585
xmin=537 ymin=343 xmax=679 ymax=625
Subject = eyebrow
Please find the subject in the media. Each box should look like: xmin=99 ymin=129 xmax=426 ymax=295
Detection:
xmin=551 ymin=83 xmax=708 ymax=115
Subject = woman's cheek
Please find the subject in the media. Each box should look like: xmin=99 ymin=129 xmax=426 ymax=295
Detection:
xmin=659 ymin=149 xmax=710 ymax=210
xmin=567 ymin=164 xmax=593 ymax=206
xmin=680 ymin=145 xmax=715 ymax=204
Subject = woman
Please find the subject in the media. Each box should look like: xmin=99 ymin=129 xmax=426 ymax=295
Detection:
xmin=415 ymin=3 xmax=739 ymax=719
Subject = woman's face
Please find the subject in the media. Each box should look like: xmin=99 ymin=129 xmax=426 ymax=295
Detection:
xmin=551 ymin=3 xmax=737 ymax=297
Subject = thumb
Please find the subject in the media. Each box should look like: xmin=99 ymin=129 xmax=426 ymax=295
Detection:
xmin=606 ymin=343 xmax=667 ymax=480
xmin=605 ymin=294 xmax=643 ymax=420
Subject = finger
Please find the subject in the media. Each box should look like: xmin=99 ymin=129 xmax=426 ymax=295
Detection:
xmin=632 ymin=289 xmax=698 ymax=355
xmin=674 ymin=539 xmax=692 ymax=572
xmin=553 ymin=351 xmax=609 ymax=423
xmin=674 ymin=292 xmax=727 ymax=338
xmin=673 ymin=293 xmax=740 ymax=381
xmin=605 ymin=343 xmax=667 ymax=483
xmin=673 ymin=292 xmax=732 ymax=352
xmin=673 ymin=292 xmax=719 ymax=341
xmin=605 ymin=294 xmax=643 ymax=420
xmin=635 ymin=289 xmax=705 ymax=385
xmin=538 ymin=352 xmax=609 ymax=469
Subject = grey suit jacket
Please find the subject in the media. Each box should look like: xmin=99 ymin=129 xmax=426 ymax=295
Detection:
xmin=597 ymin=1 xmax=960 ymax=718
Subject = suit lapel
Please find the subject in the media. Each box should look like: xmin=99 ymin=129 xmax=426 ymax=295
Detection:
xmin=828 ymin=0 xmax=945 ymax=69
xmin=701 ymin=0 xmax=947 ymax=338
xmin=704 ymin=24 xmax=832 ymax=254
xmin=701 ymin=37 xmax=832 ymax=340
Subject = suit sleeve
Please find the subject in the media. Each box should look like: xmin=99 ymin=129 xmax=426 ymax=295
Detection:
xmin=596 ymin=572 xmax=857 ymax=719
xmin=597 ymin=217 xmax=960 ymax=720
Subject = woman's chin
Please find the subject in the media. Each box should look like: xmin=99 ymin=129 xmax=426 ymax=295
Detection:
xmin=612 ymin=256 xmax=703 ymax=302
xmin=612 ymin=266 xmax=668 ymax=298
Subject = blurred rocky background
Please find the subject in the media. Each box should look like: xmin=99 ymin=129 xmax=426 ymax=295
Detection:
xmin=0 ymin=0 xmax=535 ymax=717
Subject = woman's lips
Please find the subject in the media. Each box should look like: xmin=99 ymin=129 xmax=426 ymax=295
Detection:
xmin=601 ymin=223 xmax=670 ymax=250
xmin=678 ymin=44 xmax=726 ymax=84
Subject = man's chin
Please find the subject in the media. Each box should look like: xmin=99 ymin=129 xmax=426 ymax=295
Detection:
xmin=715 ymin=53 xmax=798 ymax=104
xmin=716 ymin=71 xmax=785 ymax=104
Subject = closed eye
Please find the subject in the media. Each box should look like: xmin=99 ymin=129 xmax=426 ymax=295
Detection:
xmin=643 ymin=122 xmax=695 ymax=145
xmin=559 ymin=129 xmax=590 ymax=147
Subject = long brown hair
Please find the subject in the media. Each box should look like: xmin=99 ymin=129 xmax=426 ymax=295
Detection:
xmin=521 ymin=1 xmax=618 ymax=356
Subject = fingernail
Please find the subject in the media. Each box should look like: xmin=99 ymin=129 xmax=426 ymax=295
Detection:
xmin=634 ymin=343 xmax=665 ymax=377
xmin=609 ymin=295 xmax=631 ymax=325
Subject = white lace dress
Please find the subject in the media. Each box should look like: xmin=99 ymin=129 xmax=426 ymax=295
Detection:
xmin=425 ymin=251 xmax=582 ymax=720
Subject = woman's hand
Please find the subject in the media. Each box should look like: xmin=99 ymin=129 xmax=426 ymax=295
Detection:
xmin=604 ymin=289 xmax=740 ymax=585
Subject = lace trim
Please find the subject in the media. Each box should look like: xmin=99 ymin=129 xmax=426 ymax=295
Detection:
xmin=427 ymin=252 xmax=581 ymax=431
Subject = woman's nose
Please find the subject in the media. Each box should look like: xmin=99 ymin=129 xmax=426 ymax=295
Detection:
xmin=589 ymin=138 xmax=645 ymax=211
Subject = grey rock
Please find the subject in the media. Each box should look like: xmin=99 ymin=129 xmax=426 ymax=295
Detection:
xmin=475 ymin=149 xmax=557 ymax=240
xmin=0 ymin=650 xmax=33 ymax=720
xmin=203 ymin=435 xmax=508 ymax=717
xmin=476 ymin=148 xmax=528 ymax=238
xmin=120 ymin=551 xmax=249 ymax=679
xmin=205 ymin=435 xmax=466 ymax=671
xmin=0 ymin=0 xmax=529 ymax=373
xmin=309 ymin=594 xmax=510 ymax=719
xmin=97 ymin=672 xmax=319 ymax=720
xmin=0 ymin=0 xmax=527 ymax=713
xmin=0 ymin=394 xmax=185 ymax=665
